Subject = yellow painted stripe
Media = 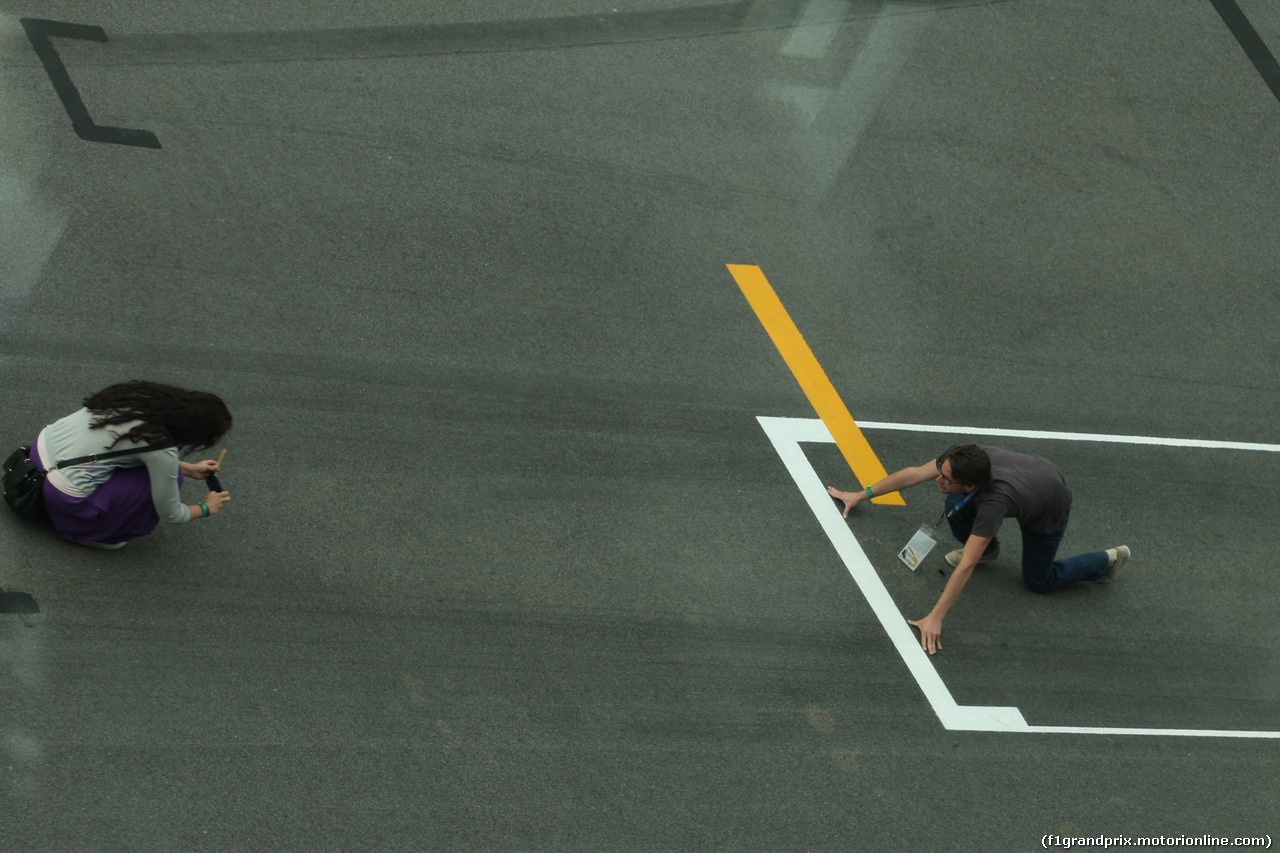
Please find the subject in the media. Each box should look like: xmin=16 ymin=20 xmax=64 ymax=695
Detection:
xmin=728 ymin=264 xmax=905 ymax=505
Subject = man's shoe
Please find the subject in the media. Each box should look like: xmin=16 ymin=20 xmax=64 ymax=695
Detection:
xmin=1098 ymin=545 xmax=1130 ymax=583
xmin=945 ymin=543 xmax=1000 ymax=568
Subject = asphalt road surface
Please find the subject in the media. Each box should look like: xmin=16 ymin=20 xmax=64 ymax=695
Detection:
xmin=1 ymin=1 xmax=1277 ymax=850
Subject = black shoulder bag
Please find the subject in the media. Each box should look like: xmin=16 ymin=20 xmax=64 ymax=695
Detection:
xmin=3 ymin=443 xmax=171 ymax=519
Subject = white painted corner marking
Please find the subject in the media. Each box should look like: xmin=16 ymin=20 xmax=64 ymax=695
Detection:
xmin=759 ymin=415 xmax=1280 ymax=738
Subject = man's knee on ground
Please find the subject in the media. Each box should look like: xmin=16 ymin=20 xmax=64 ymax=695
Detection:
xmin=1022 ymin=574 xmax=1055 ymax=594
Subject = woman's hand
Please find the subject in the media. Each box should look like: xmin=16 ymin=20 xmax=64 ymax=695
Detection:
xmin=180 ymin=459 xmax=222 ymax=480
xmin=203 ymin=490 xmax=230 ymax=515
xmin=190 ymin=491 xmax=230 ymax=519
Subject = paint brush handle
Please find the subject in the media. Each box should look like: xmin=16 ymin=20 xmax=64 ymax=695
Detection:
xmin=207 ymin=449 xmax=227 ymax=492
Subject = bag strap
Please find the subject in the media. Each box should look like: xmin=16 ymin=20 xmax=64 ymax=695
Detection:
xmin=933 ymin=486 xmax=981 ymax=529
xmin=48 ymin=443 xmax=174 ymax=471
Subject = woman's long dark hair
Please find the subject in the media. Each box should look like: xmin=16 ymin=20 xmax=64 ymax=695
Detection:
xmin=84 ymin=381 xmax=233 ymax=452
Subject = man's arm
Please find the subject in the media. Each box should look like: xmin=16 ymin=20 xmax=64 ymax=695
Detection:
xmin=827 ymin=460 xmax=941 ymax=517
xmin=907 ymin=533 xmax=991 ymax=655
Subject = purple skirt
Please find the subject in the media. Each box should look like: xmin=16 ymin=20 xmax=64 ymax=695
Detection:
xmin=30 ymin=442 xmax=182 ymax=546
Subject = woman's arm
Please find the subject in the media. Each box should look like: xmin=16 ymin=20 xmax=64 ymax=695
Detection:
xmin=143 ymin=449 xmax=191 ymax=524
xmin=186 ymin=490 xmax=230 ymax=520
xmin=179 ymin=458 xmax=229 ymax=518
xmin=146 ymin=451 xmax=230 ymax=522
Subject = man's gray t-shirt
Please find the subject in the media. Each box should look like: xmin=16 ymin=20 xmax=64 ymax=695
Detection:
xmin=961 ymin=446 xmax=1072 ymax=538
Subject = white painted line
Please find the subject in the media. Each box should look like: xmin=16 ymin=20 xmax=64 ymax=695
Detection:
xmin=1022 ymin=725 xmax=1280 ymax=739
xmin=759 ymin=415 xmax=1280 ymax=738
xmin=758 ymin=416 xmax=1027 ymax=732
xmin=856 ymin=420 xmax=1280 ymax=453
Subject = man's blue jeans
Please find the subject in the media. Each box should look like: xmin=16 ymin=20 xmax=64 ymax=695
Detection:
xmin=944 ymin=493 xmax=1109 ymax=593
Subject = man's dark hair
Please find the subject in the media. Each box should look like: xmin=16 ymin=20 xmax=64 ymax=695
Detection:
xmin=84 ymin=380 xmax=233 ymax=452
xmin=939 ymin=444 xmax=991 ymax=488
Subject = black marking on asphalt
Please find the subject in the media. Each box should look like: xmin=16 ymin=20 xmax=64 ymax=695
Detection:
xmin=0 ymin=590 xmax=39 ymax=615
xmin=1210 ymin=0 xmax=1280 ymax=104
xmin=20 ymin=18 xmax=162 ymax=148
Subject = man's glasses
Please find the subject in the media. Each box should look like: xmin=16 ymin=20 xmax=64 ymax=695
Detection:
xmin=936 ymin=459 xmax=956 ymax=486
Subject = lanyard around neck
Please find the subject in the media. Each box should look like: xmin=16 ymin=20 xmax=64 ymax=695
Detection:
xmin=935 ymin=487 xmax=980 ymax=528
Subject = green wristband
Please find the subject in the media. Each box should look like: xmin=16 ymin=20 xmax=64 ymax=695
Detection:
xmin=199 ymin=502 xmax=209 ymax=518
xmin=865 ymin=486 xmax=875 ymax=499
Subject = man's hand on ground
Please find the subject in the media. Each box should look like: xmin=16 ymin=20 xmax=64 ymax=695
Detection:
xmin=908 ymin=614 xmax=943 ymax=655
xmin=826 ymin=486 xmax=865 ymax=518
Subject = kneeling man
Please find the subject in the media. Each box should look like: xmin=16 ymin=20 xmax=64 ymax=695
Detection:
xmin=828 ymin=444 xmax=1129 ymax=655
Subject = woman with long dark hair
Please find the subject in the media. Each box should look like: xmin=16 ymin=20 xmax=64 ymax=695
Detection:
xmin=29 ymin=380 xmax=233 ymax=549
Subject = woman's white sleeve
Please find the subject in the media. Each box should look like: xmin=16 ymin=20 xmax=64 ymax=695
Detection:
xmin=145 ymin=449 xmax=189 ymax=524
